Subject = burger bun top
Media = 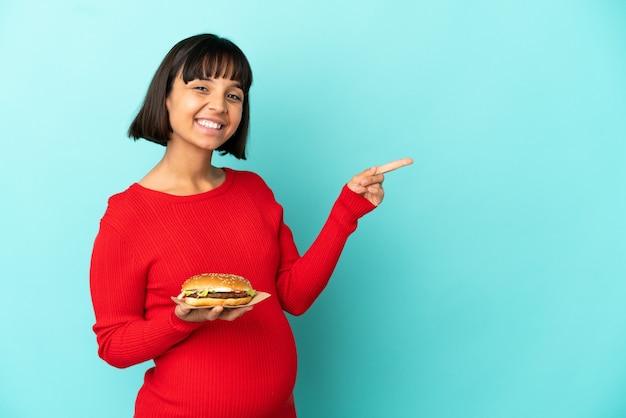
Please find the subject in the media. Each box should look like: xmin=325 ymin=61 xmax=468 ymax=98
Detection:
xmin=181 ymin=273 xmax=254 ymax=292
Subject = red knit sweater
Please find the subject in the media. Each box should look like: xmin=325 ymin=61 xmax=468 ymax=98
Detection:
xmin=90 ymin=168 xmax=375 ymax=418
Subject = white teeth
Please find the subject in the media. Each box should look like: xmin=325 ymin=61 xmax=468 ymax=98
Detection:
xmin=197 ymin=119 xmax=222 ymax=129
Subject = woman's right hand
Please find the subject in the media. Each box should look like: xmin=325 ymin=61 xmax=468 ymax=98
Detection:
xmin=175 ymin=305 xmax=254 ymax=322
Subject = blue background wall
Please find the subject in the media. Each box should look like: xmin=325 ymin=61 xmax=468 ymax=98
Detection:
xmin=1 ymin=1 xmax=625 ymax=417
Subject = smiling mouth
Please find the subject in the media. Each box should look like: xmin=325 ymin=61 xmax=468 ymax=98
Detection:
xmin=197 ymin=119 xmax=223 ymax=130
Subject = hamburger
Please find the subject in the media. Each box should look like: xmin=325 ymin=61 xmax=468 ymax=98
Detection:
xmin=178 ymin=273 xmax=256 ymax=307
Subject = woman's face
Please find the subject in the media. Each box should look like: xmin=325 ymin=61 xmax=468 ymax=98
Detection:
xmin=165 ymin=74 xmax=244 ymax=152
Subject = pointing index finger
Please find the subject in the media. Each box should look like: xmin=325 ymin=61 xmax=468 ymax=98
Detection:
xmin=375 ymin=158 xmax=414 ymax=175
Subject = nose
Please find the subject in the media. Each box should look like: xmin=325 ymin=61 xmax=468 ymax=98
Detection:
xmin=207 ymin=95 xmax=226 ymax=113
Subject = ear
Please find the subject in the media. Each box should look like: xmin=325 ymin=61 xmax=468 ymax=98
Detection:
xmin=165 ymin=94 xmax=172 ymax=112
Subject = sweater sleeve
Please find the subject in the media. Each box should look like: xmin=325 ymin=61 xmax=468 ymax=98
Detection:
xmin=90 ymin=220 xmax=202 ymax=368
xmin=276 ymin=185 xmax=376 ymax=315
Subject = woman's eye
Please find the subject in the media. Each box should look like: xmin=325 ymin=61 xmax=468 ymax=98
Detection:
xmin=228 ymin=93 xmax=242 ymax=102
xmin=190 ymin=83 xmax=209 ymax=93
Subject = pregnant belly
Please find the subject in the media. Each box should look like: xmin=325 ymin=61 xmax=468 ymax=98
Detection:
xmin=137 ymin=307 xmax=298 ymax=418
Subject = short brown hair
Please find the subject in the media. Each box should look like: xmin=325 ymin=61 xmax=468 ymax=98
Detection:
xmin=128 ymin=34 xmax=253 ymax=159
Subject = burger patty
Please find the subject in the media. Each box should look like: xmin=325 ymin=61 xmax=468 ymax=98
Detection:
xmin=186 ymin=291 xmax=248 ymax=299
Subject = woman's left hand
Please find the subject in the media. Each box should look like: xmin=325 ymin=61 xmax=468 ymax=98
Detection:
xmin=347 ymin=158 xmax=413 ymax=206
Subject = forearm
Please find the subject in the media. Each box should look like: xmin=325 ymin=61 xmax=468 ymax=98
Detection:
xmin=93 ymin=310 xmax=201 ymax=368
xmin=277 ymin=186 xmax=375 ymax=315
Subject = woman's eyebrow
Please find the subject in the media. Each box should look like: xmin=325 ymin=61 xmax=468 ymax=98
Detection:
xmin=199 ymin=77 xmax=243 ymax=89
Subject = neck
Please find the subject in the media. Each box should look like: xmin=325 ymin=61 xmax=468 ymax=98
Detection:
xmin=139 ymin=144 xmax=226 ymax=195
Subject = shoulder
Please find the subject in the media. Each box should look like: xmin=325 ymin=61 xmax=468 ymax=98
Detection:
xmin=226 ymin=168 xmax=273 ymax=193
xmin=226 ymin=168 xmax=267 ymax=186
xmin=105 ymin=185 xmax=143 ymax=212
xmin=225 ymin=168 xmax=279 ymax=204
xmin=99 ymin=185 xmax=150 ymax=232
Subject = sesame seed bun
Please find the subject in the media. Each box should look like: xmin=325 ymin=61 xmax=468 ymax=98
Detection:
xmin=180 ymin=273 xmax=254 ymax=307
